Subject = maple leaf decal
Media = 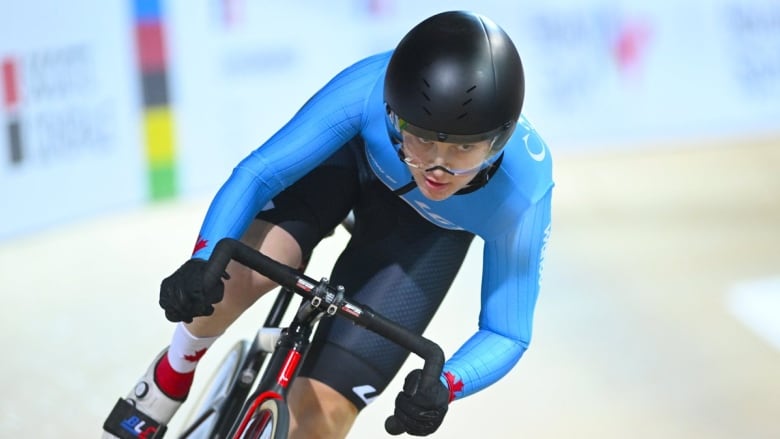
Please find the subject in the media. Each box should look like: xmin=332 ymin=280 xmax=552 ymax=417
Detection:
xmin=192 ymin=235 xmax=208 ymax=255
xmin=184 ymin=348 xmax=208 ymax=363
xmin=443 ymin=371 xmax=464 ymax=402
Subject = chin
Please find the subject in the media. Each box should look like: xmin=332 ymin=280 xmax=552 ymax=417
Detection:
xmin=421 ymin=189 xmax=454 ymax=201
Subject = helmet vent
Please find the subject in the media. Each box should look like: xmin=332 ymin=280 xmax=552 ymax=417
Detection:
xmin=420 ymin=79 xmax=432 ymax=115
xmin=457 ymin=86 xmax=476 ymax=119
xmin=420 ymin=78 xmax=432 ymax=102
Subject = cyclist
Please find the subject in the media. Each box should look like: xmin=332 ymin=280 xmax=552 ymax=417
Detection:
xmin=103 ymin=10 xmax=553 ymax=438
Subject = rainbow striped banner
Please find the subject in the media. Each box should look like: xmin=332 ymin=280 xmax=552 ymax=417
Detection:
xmin=2 ymin=58 xmax=22 ymax=165
xmin=133 ymin=0 xmax=177 ymax=200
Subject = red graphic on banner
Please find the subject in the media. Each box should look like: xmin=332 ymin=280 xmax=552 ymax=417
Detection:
xmin=136 ymin=21 xmax=167 ymax=71
xmin=2 ymin=58 xmax=19 ymax=109
xmin=614 ymin=20 xmax=653 ymax=76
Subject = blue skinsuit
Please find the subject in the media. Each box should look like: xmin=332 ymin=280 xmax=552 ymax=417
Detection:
xmin=192 ymin=51 xmax=554 ymax=400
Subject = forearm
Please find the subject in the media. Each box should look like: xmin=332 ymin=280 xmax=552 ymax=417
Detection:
xmin=441 ymin=329 xmax=527 ymax=400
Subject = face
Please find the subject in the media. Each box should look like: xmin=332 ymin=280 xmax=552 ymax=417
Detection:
xmin=401 ymin=132 xmax=491 ymax=201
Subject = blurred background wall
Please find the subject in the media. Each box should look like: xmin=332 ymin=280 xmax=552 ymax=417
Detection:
xmin=2 ymin=0 xmax=779 ymax=240
xmin=2 ymin=2 xmax=780 ymax=438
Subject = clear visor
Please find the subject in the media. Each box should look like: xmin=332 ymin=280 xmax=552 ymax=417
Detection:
xmin=400 ymin=132 xmax=494 ymax=175
xmin=387 ymin=109 xmax=507 ymax=175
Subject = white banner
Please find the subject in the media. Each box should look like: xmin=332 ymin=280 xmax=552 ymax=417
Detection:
xmin=1 ymin=0 xmax=778 ymax=239
xmin=0 ymin=0 xmax=143 ymax=239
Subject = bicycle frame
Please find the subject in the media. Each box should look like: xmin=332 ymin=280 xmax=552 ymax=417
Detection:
xmin=228 ymin=293 xmax=326 ymax=438
xmin=177 ymin=288 xmax=296 ymax=439
xmin=178 ymin=236 xmax=445 ymax=438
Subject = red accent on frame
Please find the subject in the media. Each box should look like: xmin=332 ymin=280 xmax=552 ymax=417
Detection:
xmin=136 ymin=21 xmax=167 ymax=71
xmin=232 ymin=391 xmax=282 ymax=437
xmin=276 ymin=350 xmax=302 ymax=388
xmin=2 ymin=58 xmax=19 ymax=109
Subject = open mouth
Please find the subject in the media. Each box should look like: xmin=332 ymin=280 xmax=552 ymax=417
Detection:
xmin=425 ymin=177 xmax=447 ymax=189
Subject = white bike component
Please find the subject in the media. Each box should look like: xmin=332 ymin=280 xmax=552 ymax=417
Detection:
xmin=256 ymin=327 xmax=283 ymax=353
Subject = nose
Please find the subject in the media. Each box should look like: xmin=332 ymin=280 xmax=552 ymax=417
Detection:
xmin=426 ymin=143 xmax=451 ymax=164
xmin=419 ymin=144 xmax=454 ymax=175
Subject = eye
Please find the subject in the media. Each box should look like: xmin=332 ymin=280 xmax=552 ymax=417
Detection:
xmin=457 ymin=144 xmax=476 ymax=152
xmin=417 ymin=137 xmax=435 ymax=145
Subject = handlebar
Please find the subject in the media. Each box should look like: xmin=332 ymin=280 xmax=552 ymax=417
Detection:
xmin=204 ymin=237 xmax=444 ymax=435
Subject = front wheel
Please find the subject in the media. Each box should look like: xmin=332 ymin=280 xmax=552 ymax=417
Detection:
xmin=236 ymin=397 xmax=289 ymax=439
xmin=181 ymin=340 xmax=248 ymax=439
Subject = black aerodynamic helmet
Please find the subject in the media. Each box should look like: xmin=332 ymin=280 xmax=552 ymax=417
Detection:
xmin=384 ymin=11 xmax=525 ymax=157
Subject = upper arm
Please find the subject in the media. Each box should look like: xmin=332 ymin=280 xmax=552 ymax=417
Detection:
xmin=192 ymin=56 xmax=384 ymax=259
xmin=479 ymin=188 xmax=553 ymax=345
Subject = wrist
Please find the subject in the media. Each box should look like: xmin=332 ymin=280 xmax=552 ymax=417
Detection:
xmin=442 ymin=371 xmax=464 ymax=403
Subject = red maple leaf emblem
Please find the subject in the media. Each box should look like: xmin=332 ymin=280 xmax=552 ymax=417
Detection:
xmin=184 ymin=348 xmax=208 ymax=363
xmin=192 ymin=235 xmax=208 ymax=255
xmin=443 ymin=371 xmax=464 ymax=402
xmin=613 ymin=19 xmax=653 ymax=77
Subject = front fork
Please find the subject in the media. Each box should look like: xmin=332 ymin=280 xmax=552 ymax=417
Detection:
xmin=227 ymin=320 xmax=313 ymax=438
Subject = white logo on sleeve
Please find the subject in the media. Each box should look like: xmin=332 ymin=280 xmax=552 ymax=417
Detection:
xmin=523 ymin=132 xmax=547 ymax=162
xmin=538 ymin=222 xmax=552 ymax=288
xmin=352 ymin=385 xmax=379 ymax=405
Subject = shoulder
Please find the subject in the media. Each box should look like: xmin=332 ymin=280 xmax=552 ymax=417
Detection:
xmin=299 ymin=52 xmax=391 ymax=131
xmin=326 ymin=51 xmax=392 ymax=88
xmin=307 ymin=52 xmax=391 ymax=122
xmin=498 ymin=115 xmax=554 ymax=202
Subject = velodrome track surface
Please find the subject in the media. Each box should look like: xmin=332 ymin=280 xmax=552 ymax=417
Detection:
xmin=1 ymin=138 xmax=778 ymax=438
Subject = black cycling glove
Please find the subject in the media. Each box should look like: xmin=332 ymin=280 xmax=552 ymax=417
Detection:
xmin=392 ymin=369 xmax=450 ymax=436
xmin=159 ymin=258 xmax=229 ymax=323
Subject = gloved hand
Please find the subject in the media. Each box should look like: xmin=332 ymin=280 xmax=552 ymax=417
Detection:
xmin=391 ymin=369 xmax=450 ymax=436
xmin=159 ymin=259 xmax=229 ymax=323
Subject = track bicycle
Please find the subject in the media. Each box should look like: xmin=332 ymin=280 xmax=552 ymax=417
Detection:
xmin=168 ymin=236 xmax=446 ymax=438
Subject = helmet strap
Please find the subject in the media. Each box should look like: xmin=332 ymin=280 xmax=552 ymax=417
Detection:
xmin=392 ymin=180 xmax=418 ymax=196
xmin=454 ymin=152 xmax=504 ymax=195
